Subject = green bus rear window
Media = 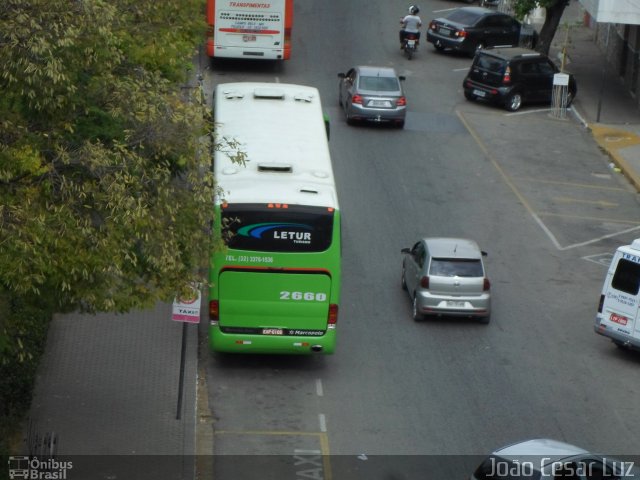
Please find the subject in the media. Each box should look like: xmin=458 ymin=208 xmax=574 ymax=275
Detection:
xmin=221 ymin=203 xmax=334 ymax=253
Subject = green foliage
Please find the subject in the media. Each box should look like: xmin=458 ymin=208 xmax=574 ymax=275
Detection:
xmin=512 ymin=0 xmax=565 ymax=20
xmin=0 ymin=0 xmax=239 ymax=313
xmin=0 ymin=289 xmax=53 ymax=457
xmin=511 ymin=0 xmax=570 ymax=55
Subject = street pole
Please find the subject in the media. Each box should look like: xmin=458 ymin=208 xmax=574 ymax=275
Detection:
xmin=176 ymin=321 xmax=188 ymax=420
xmin=596 ymin=23 xmax=611 ymax=123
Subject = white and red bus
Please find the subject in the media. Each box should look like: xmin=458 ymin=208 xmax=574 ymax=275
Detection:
xmin=206 ymin=0 xmax=293 ymax=60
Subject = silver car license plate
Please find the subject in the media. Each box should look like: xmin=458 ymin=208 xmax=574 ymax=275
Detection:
xmin=472 ymin=89 xmax=486 ymax=98
xmin=447 ymin=301 xmax=465 ymax=308
xmin=369 ymin=100 xmax=391 ymax=108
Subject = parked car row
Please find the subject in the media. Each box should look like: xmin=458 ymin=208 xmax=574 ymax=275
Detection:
xmin=335 ymin=6 xmax=577 ymax=129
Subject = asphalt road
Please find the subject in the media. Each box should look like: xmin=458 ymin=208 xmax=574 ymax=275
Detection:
xmin=200 ymin=0 xmax=640 ymax=477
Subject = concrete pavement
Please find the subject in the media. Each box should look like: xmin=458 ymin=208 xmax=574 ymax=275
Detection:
xmin=23 ymin=303 xmax=198 ymax=479
xmin=553 ymin=3 xmax=640 ymax=192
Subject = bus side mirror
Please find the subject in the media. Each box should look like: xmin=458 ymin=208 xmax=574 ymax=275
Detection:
xmin=401 ymin=248 xmax=410 ymax=254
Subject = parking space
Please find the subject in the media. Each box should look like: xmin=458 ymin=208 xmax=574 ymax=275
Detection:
xmin=213 ymin=431 xmax=331 ymax=478
xmin=458 ymin=109 xmax=640 ymax=250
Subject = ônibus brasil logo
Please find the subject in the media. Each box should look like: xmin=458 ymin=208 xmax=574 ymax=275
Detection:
xmin=237 ymin=223 xmax=312 ymax=244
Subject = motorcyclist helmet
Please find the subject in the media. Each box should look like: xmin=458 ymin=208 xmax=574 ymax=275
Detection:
xmin=409 ymin=5 xmax=420 ymax=14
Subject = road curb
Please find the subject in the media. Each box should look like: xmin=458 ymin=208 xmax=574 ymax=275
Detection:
xmin=195 ymin=364 xmax=214 ymax=479
xmin=589 ymin=124 xmax=640 ymax=192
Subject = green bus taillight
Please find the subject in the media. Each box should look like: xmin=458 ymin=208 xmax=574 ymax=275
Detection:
xmin=209 ymin=300 xmax=219 ymax=321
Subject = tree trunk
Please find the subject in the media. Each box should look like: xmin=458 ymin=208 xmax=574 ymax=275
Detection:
xmin=536 ymin=1 xmax=569 ymax=56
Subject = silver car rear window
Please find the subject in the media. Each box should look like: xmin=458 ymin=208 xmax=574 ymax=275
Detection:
xmin=429 ymin=258 xmax=483 ymax=277
xmin=358 ymin=76 xmax=399 ymax=92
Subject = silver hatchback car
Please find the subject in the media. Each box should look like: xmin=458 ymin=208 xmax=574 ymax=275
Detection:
xmin=401 ymin=237 xmax=491 ymax=323
xmin=338 ymin=66 xmax=407 ymax=127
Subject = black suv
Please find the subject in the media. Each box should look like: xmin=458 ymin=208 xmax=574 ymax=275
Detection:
xmin=426 ymin=7 xmax=532 ymax=57
xmin=462 ymin=47 xmax=577 ymax=111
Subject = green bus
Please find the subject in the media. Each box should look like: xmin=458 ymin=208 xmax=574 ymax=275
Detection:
xmin=210 ymin=83 xmax=341 ymax=354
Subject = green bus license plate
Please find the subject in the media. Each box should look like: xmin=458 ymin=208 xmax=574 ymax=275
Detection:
xmin=263 ymin=328 xmax=284 ymax=335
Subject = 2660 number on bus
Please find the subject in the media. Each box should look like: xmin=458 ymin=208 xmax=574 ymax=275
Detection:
xmin=280 ymin=291 xmax=327 ymax=301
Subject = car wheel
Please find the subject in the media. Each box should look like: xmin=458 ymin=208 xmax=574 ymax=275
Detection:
xmin=401 ymin=267 xmax=407 ymax=290
xmin=478 ymin=314 xmax=491 ymax=324
xmin=613 ymin=340 xmax=627 ymax=350
xmin=396 ymin=120 xmax=405 ymax=129
xmin=505 ymin=91 xmax=522 ymax=111
xmin=344 ymin=104 xmax=355 ymax=125
xmin=338 ymin=92 xmax=343 ymax=107
xmin=412 ymin=295 xmax=423 ymax=321
xmin=464 ymin=90 xmax=477 ymax=101
xmin=345 ymin=109 xmax=357 ymax=125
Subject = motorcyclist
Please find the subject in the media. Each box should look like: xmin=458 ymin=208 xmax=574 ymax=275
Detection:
xmin=400 ymin=5 xmax=422 ymax=49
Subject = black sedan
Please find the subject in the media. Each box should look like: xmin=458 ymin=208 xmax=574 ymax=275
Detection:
xmin=426 ymin=7 xmax=526 ymax=57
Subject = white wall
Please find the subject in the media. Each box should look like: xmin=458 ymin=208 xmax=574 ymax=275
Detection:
xmin=580 ymin=0 xmax=640 ymax=24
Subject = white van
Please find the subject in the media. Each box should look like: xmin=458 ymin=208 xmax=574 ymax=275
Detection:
xmin=595 ymin=239 xmax=640 ymax=351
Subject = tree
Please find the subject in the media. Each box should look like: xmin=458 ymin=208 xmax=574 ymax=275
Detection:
xmin=0 ymin=0 xmax=244 ymax=313
xmin=513 ymin=0 xmax=570 ymax=56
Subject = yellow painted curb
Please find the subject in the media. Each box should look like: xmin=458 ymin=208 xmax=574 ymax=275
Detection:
xmin=589 ymin=124 xmax=640 ymax=192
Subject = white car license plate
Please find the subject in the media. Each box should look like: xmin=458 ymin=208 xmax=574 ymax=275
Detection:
xmin=447 ymin=301 xmax=465 ymax=308
xmin=243 ymin=35 xmax=257 ymax=42
xmin=472 ymin=89 xmax=486 ymax=98
xmin=439 ymin=27 xmax=451 ymax=35
xmin=369 ymin=100 xmax=391 ymax=108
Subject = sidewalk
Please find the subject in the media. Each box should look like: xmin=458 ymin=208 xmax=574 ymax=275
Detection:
xmin=552 ymin=2 xmax=640 ymax=190
xmin=24 ymin=303 xmax=198 ymax=479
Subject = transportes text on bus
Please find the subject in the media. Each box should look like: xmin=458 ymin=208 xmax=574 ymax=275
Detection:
xmin=206 ymin=0 xmax=293 ymax=60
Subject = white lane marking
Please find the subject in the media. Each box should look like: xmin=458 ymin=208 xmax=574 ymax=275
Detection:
xmin=316 ymin=378 xmax=324 ymax=397
xmin=318 ymin=414 xmax=327 ymax=432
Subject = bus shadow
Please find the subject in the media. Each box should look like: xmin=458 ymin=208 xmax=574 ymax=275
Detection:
xmin=207 ymin=57 xmax=284 ymax=75
xmin=208 ymin=351 xmax=328 ymax=372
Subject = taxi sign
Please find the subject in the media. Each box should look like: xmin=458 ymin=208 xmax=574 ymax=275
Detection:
xmin=172 ymin=287 xmax=201 ymax=323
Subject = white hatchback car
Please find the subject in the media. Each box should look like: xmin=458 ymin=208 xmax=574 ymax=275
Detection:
xmin=401 ymin=237 xmax=491 ymax=323
xmin=471 ymin=438 xmax=639 ymax=479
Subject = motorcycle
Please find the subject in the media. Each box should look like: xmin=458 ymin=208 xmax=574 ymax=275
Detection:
xmin=403 ymin=33 xmax=418 ymax=60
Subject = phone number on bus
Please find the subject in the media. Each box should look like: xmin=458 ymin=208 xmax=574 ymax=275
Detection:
xmin=225 ymin=254 xmax=274 ymax=263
